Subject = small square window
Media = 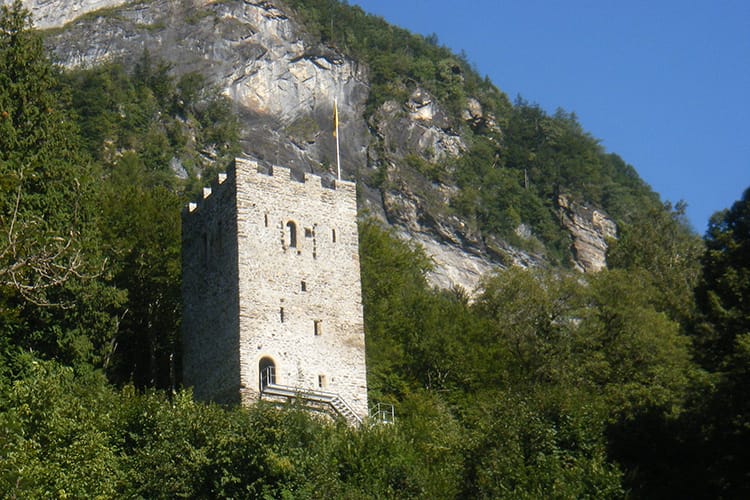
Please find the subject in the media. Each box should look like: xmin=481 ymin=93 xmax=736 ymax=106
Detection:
xmin=305 ymin=227 xmax=313 ymax=238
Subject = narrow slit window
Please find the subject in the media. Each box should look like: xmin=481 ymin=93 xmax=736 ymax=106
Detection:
xmin=286 ymin=221 xmax=297 ymax=248
xmin=301 ymin=281 xmax=307 ymax=292
xmin=331 ymin=228 xmax=336 ymax=242
xmin=264 ymin=213 xmax=268 ymax=227
xmin=280 ymin=307 xmax=285 ymax=323
xmin=318 ymin=374 xmax=327 ymax=389
xmin=314 ymin=320 xmax=322 ymax=336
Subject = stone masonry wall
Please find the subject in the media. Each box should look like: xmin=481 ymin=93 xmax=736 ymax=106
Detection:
xmin=182 ymin=172 xmax=241 ymax=405
xmin=182 ymin=158 xmax=368 ymax=420
xmin=233 ymin=158 xmax=368 ymax=420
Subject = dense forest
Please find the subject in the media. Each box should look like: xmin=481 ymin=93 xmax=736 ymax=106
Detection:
xmin=2 ymin=0 xmax=750 ymax=497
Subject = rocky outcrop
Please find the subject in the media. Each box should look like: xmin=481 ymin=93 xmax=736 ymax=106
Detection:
xmin=41 ymin=0 xmax=371 ymax=177
xmin=9 ymin=0 xmax=127 ymax=29
xmin=462 ymin=97 xmax=501 ymax=135
xmin=373 ymin=88 xmax=464 ymax=163
xmin=558 ymin=195 xmax=617 ymax=272
xmin=18 ymin=0 xmax=617 ymax=293
xmin=409 ymin=231 xmax=496 ymax=293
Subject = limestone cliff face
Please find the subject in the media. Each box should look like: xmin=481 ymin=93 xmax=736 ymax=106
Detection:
xmin=5 ymin=0 xmax=126 ymax=29
xmin=36 ymin=0 xmax=370 ymax=175
xmin=558 ymin=195 xmax=617 ymax=272
xmin=19 ymin=0 xmax=615 ymax=292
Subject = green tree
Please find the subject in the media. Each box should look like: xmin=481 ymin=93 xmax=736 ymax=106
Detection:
xmin=0 ymin=358 xmax=123 ymax=498
xmin=607 ymin=201 xmax=703 ymax=326
xmin=578 ymin=269 xmax=693 ymax=418
xmin=0 ymin=1 xmax=121 ymax=367
xmin=473 ymin=268 xmax=583 ymax=387
xmin=59 ymin=57 xmax=241 ymax=385
xmin=99 ymin=153 xmax=183 ymax=388
xmin=461 ymin=388 xmax=623 ymax=499
xmin=685 ymin=187 xmax=750 ymax=497
xmin=358 ymin=218 xmax=433 ymax=399
xmin=0 ymin=1 xmax=89 ymax=307
xmin=695 ymin=187 xmax=750 ymax=370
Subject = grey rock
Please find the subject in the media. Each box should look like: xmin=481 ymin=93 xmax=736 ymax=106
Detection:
xmin=21 ymin=0 xmax=615 ymax=293
xmin=558 ymin=195 xmax=617 ymax=273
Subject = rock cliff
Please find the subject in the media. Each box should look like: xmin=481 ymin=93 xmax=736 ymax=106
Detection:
xmin=5 ymin=0 xmax=125 ymax=29
xmin=14 ymin=0 xmax=617 ymax=292
xmin=558 ymin=195 xmax=617 ymax=273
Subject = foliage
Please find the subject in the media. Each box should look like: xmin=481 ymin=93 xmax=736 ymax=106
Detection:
xmin=1 ymin=213 xmax=696 ymax=498
xmin=578 ymin=269 xmax=693 ymax=418
xmin=358 ymin=218 xmax=432 ymax=399
xmin=695 ymin=187 xmax=750 ymax=370
xmin=0 ymin=357 xmax=123 ymax=498
xmin=97 ymin=154 xmax=183 ymax=388
xmin=358 ymin=221 xmax=697 ymax=496
xmin=461 ymin=388 xmax=623 ymax=499
xmin=0 ymin=0 xmax=88 ymax=307
xmin=285 ymin=0 xmax=504 ymax=120
xmin=0 ymin=356 xmax=464 ymax=498
xmin=608 ymin=200 xmax=703 ymax=326
xmin=0 ymin=1 xmax=122 ymax=369
xmin=681 ymin=187 xmax=750 ymax=497
xmin=452 ymin=101 xmax=664 ymax=260
xmin=61 ymin=52 xmax=240 ymax=195
xmin=57 ymin=51 xmax=241 ymax=387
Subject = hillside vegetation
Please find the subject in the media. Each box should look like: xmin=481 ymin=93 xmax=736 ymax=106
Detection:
xmin=2 ymin=1 xmax=750 ymax=497
xmin=288 ymin=0 xmax=662 ymax=263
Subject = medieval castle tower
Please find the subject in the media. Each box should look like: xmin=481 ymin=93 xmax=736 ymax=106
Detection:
xmin=181 ymin=157 xmax=368 ymax=423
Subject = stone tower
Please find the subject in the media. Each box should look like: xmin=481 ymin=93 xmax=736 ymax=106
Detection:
xmin=181 ymin=158 xmax=368 ymax=423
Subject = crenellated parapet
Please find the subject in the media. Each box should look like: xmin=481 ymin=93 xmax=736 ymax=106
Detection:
xmin=184 ymin=157 xmax=356 ymax=216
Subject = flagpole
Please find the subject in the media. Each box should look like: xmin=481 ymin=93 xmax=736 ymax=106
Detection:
xmin=334 ymin=98 xmax=341 ymax=181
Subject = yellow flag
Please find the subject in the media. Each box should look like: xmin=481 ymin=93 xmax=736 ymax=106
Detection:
xmin=333 ymin=100 xmax=339 ymax=138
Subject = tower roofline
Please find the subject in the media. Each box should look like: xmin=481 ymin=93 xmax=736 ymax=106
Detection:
xmin=184 ymin=157 xmax=356 ymax=215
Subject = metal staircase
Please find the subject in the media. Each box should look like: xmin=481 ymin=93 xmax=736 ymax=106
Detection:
xmin=261 ymin=381 xmax=363 ymax=426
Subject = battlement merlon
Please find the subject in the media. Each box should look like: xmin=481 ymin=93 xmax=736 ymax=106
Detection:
xmin=184 ymin=157 xmax=357 ymax=215
xmin=182 ymin=167 xmax=232 ymax=216
xmin=234 ymin=158 xmax=356 ymax=196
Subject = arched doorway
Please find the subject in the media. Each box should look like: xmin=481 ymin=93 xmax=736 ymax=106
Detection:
xmin=259 ymin=357 xmax=276 ymax=390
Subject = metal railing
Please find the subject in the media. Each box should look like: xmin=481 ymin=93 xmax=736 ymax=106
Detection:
xmin=260 ymin=378 xmax=363 ymax=425
xmin=258 ymin=368 xmax=395 ymax=427
xmin=369 ymin=402 xmax=395 ymax=424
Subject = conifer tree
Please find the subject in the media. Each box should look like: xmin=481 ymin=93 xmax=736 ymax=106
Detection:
xmin=0 ymin=1 xmax=118 ymax=365
xmin=0 ymin=1 xmax=85 ymax=304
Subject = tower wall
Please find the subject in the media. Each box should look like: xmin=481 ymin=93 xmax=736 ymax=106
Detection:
xmin=233 ymin=158 xmax=368 ymax=419
xmin=182 ymin=158 xmax=368 ymax=420
xmin=181 ymin=172 xmax=241 ymax=405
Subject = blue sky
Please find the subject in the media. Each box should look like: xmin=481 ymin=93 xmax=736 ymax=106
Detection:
xmin=349 ymin=0 xmax=750 ymax=232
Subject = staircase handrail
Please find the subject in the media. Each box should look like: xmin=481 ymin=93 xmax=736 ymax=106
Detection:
xmin=262 ymin=382 xmax=362 ymax=425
